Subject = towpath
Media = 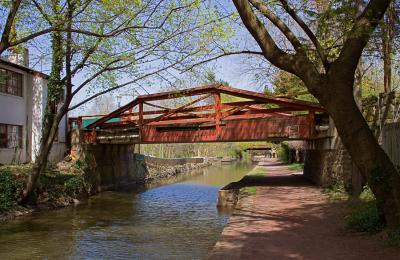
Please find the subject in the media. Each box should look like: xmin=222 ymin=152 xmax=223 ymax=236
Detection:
xmin=208 ymin=160 xmax=399 ymax=260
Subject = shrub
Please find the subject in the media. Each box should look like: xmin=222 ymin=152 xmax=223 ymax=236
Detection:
xmin=0 ymin=171 xmax=23 ymax=212
xmin=277 ymin=142 xmax=289 ymax=163
xmin=359 ymin=186 xmax=375 ymax=202
xmin=345 ymin=202 xmax=384 ymax=234
xmin=385 ymin=228 xmax=400 ymax=247
xmin=323 ymin=183 xmax=349 ymax=201
xmin=64 ymin=176 xmax=85 ymax=197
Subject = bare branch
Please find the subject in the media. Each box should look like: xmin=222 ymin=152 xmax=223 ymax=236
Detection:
xmin=181 ymin=50 xmax=263 ymax=72
xmin=336 ymin=0 xmax=391 ymax=75
xmin=277 ymin=0 xmax=328 ymax=70
xmin=232 ymin=0 xmax=299 ymax=74
xmin=249 ymin=0 xmax=303 ymax=52
xmin=68 ymin=53 xmax=193 ymax=111
xmin=0 ymin=0 xmax=23 ymax=54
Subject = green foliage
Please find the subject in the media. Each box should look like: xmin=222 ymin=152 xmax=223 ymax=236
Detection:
xmin=385 ymin=228 xmax=400 ymax=247
xmin=64 ymin=176 xmax=85 ymax=197
xmin=277 ymin=142 xmax=289 ymax=163
xmin=359 ymin=186 xmax=376 ymax=202
xmin=323 ymin=183 xmax=349 ymax=201
xmin=229 ymin=148 xmax=243 ymax=159
xmin=0 ymin=171 xmax=23 ymax=212
xmin=240 ymin=186 xmax=257 ymax=195
xmin=286 ymin=163 xmax=304 ymax=171
xmin=345 ymin=201 xmax=385 ymax=234
xmin=272 ymin=71 xmax=317 ymax=102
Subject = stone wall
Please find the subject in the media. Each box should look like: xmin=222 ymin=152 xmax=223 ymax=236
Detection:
xmin=79 ymin=144 xmax=209 ymax=193
xmin=303 ymin=118 xmax=364 ymax=195
xmin=70 ymin=130 xmax=209 ymax=193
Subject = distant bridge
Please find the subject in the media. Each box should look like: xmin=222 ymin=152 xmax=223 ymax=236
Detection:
xmin=76 ymin=84 xmax=329 ymax=144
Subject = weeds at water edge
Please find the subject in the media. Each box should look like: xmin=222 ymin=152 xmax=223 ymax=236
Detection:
xmin=240 ymin=186 xmax=257 ymax=195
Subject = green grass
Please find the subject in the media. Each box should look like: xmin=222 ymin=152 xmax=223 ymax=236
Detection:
xmin=286 ymin=163 xmax=304 ymax=171
xmin=247 ymin=166 xmax=267 ymax=176
xmin=323 ymin=183 xmax=349 ymax=201
xmin=324 ymin=184 xmax=385 ymax=234
xmin=240 ymin=186 xmax=257 ymax=195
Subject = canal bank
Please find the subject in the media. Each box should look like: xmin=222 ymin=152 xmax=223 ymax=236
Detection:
xmin=0 ymin=161 xmax=254 ymax=259
xmin=208 ymin=160 xmax=400 ymax=260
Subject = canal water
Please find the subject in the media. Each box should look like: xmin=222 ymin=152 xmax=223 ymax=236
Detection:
xmin=0 ymin=161 xmax=254 ymax=260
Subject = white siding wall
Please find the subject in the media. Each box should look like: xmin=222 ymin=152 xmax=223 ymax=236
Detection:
xmin=0 ymin=65 xmax=28 ymax=164
xmin=0 ymin=63 xmax=68 ymax=164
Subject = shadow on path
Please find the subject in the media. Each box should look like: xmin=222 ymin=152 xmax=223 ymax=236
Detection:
xmin=208 ymin=160 xmax=399 ymax=260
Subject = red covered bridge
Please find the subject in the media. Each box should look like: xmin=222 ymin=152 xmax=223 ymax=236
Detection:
xmin=80 ymin=84 xmax=329 ymax=144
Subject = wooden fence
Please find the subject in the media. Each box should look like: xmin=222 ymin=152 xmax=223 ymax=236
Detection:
xmin=382 ymin=122 xmax=400 ymax=170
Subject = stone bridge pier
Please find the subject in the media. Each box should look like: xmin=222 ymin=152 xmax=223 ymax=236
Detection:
xmin=70 ymin=129 xmax=208 ymax=193
xmin=303 ymin=118 xmax=364 ymax=195
xmin=71 ymin=129 xmax=147 ymax=192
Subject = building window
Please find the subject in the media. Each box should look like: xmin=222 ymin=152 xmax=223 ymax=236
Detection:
xmin=0 ymin=68 xmax=23 ymax=97
xmin=0 ymin=124 xmax=22 ymax=148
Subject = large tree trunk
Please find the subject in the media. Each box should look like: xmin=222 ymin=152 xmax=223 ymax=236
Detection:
xmin=321 ymin=78 xmax=400 ymax=227
xmin=19 ymin=111 xmax=65 ymax=204
xmin=232 ymin=0 xmax=400 ymax=227
xmin=19 ymin=0 xmax=66 ymax=204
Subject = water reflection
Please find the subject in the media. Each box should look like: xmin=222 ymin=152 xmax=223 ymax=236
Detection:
xmin=0 ymin=161 xmax=253 ymax=260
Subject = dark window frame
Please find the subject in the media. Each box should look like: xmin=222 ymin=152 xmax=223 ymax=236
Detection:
xmin=0 ymin=67 xmax=23 ymax=97
xmin=0 ymin=123 xmax=23 ymax=149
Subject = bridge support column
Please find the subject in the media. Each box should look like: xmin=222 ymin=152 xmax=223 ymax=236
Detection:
xmin=71 ymin=129 xmax=147 ymax=192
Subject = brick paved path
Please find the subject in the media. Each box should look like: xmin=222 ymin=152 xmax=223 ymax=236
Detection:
xmin=208 ymin=160 xmax=399 ymax=260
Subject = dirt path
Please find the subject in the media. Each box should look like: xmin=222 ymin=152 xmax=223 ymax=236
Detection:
xmin=208 ymin=160 xmax=399 ymax=260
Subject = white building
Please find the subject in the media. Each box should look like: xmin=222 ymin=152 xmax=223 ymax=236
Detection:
xmin=0 ymin=56 xmax=68 ymax=164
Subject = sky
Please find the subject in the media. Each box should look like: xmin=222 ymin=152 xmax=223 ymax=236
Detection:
xmin=0 ymin=0 xmax=271 ymax=117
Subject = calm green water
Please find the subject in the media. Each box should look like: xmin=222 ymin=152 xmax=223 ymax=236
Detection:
xmin=0 ymin=161 xmax=254 ymax=260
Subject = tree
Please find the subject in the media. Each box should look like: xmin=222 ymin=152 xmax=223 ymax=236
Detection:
xmin=232 ymin=0 xmax=400 ymax=227
xmin=86 ymin=94 xmax=117 ymax=115
xmin=2 ymin=0 xmax=233 ymax=203
xmin=272 ymin=71 xmax=316 ymax=102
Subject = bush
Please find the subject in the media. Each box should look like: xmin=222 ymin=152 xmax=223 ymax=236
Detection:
xmin=345 ymin=202 xmax=384 ymax=234
xmin=323 ymin=183 xmax=349 ymax=201
xmin=386 ymin=228 xmax=400 ymax=247
xmin=277 ymin=142 xmax=289 ymax=163
xmin=64 ymin=176 xmax=85 ymax=197
xmin=0 ymin=171 xmax=23 ymax=212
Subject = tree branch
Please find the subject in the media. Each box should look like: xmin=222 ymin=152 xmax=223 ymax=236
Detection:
xmin=68 ymin=54 xmax=193 ymax=111
xmin=0 ymin=0 xmax=22 ymax=54
xmin=249 ymin=0 xmax=303 ymax=52
xmin=181 ymin=50 xmax=263 ymax=72
xmin=277 ymin=0 xmax=328 ymax=70
xmin=232 ymin=0 xmax=299 ymax=74
xmin=335 ymin=0 xmax=391 ymax=76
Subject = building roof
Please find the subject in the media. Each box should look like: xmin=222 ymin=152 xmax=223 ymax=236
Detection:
xmin=0 ymin=58 xmax=49 ymax=79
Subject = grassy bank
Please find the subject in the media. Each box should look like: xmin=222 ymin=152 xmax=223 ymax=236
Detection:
xmin=324 ymin=184 xmax=400 ymax=247
xmin=0 ymin=159 xmax=90 ymax=220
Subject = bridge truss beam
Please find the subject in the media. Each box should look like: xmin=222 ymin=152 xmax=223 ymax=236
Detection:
xmin=82 ymin=84 xmax=328 ymax=144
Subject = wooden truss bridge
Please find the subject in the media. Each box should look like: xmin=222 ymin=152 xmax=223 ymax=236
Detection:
xmin=78 ymin=84 xmax=329 ymax=144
